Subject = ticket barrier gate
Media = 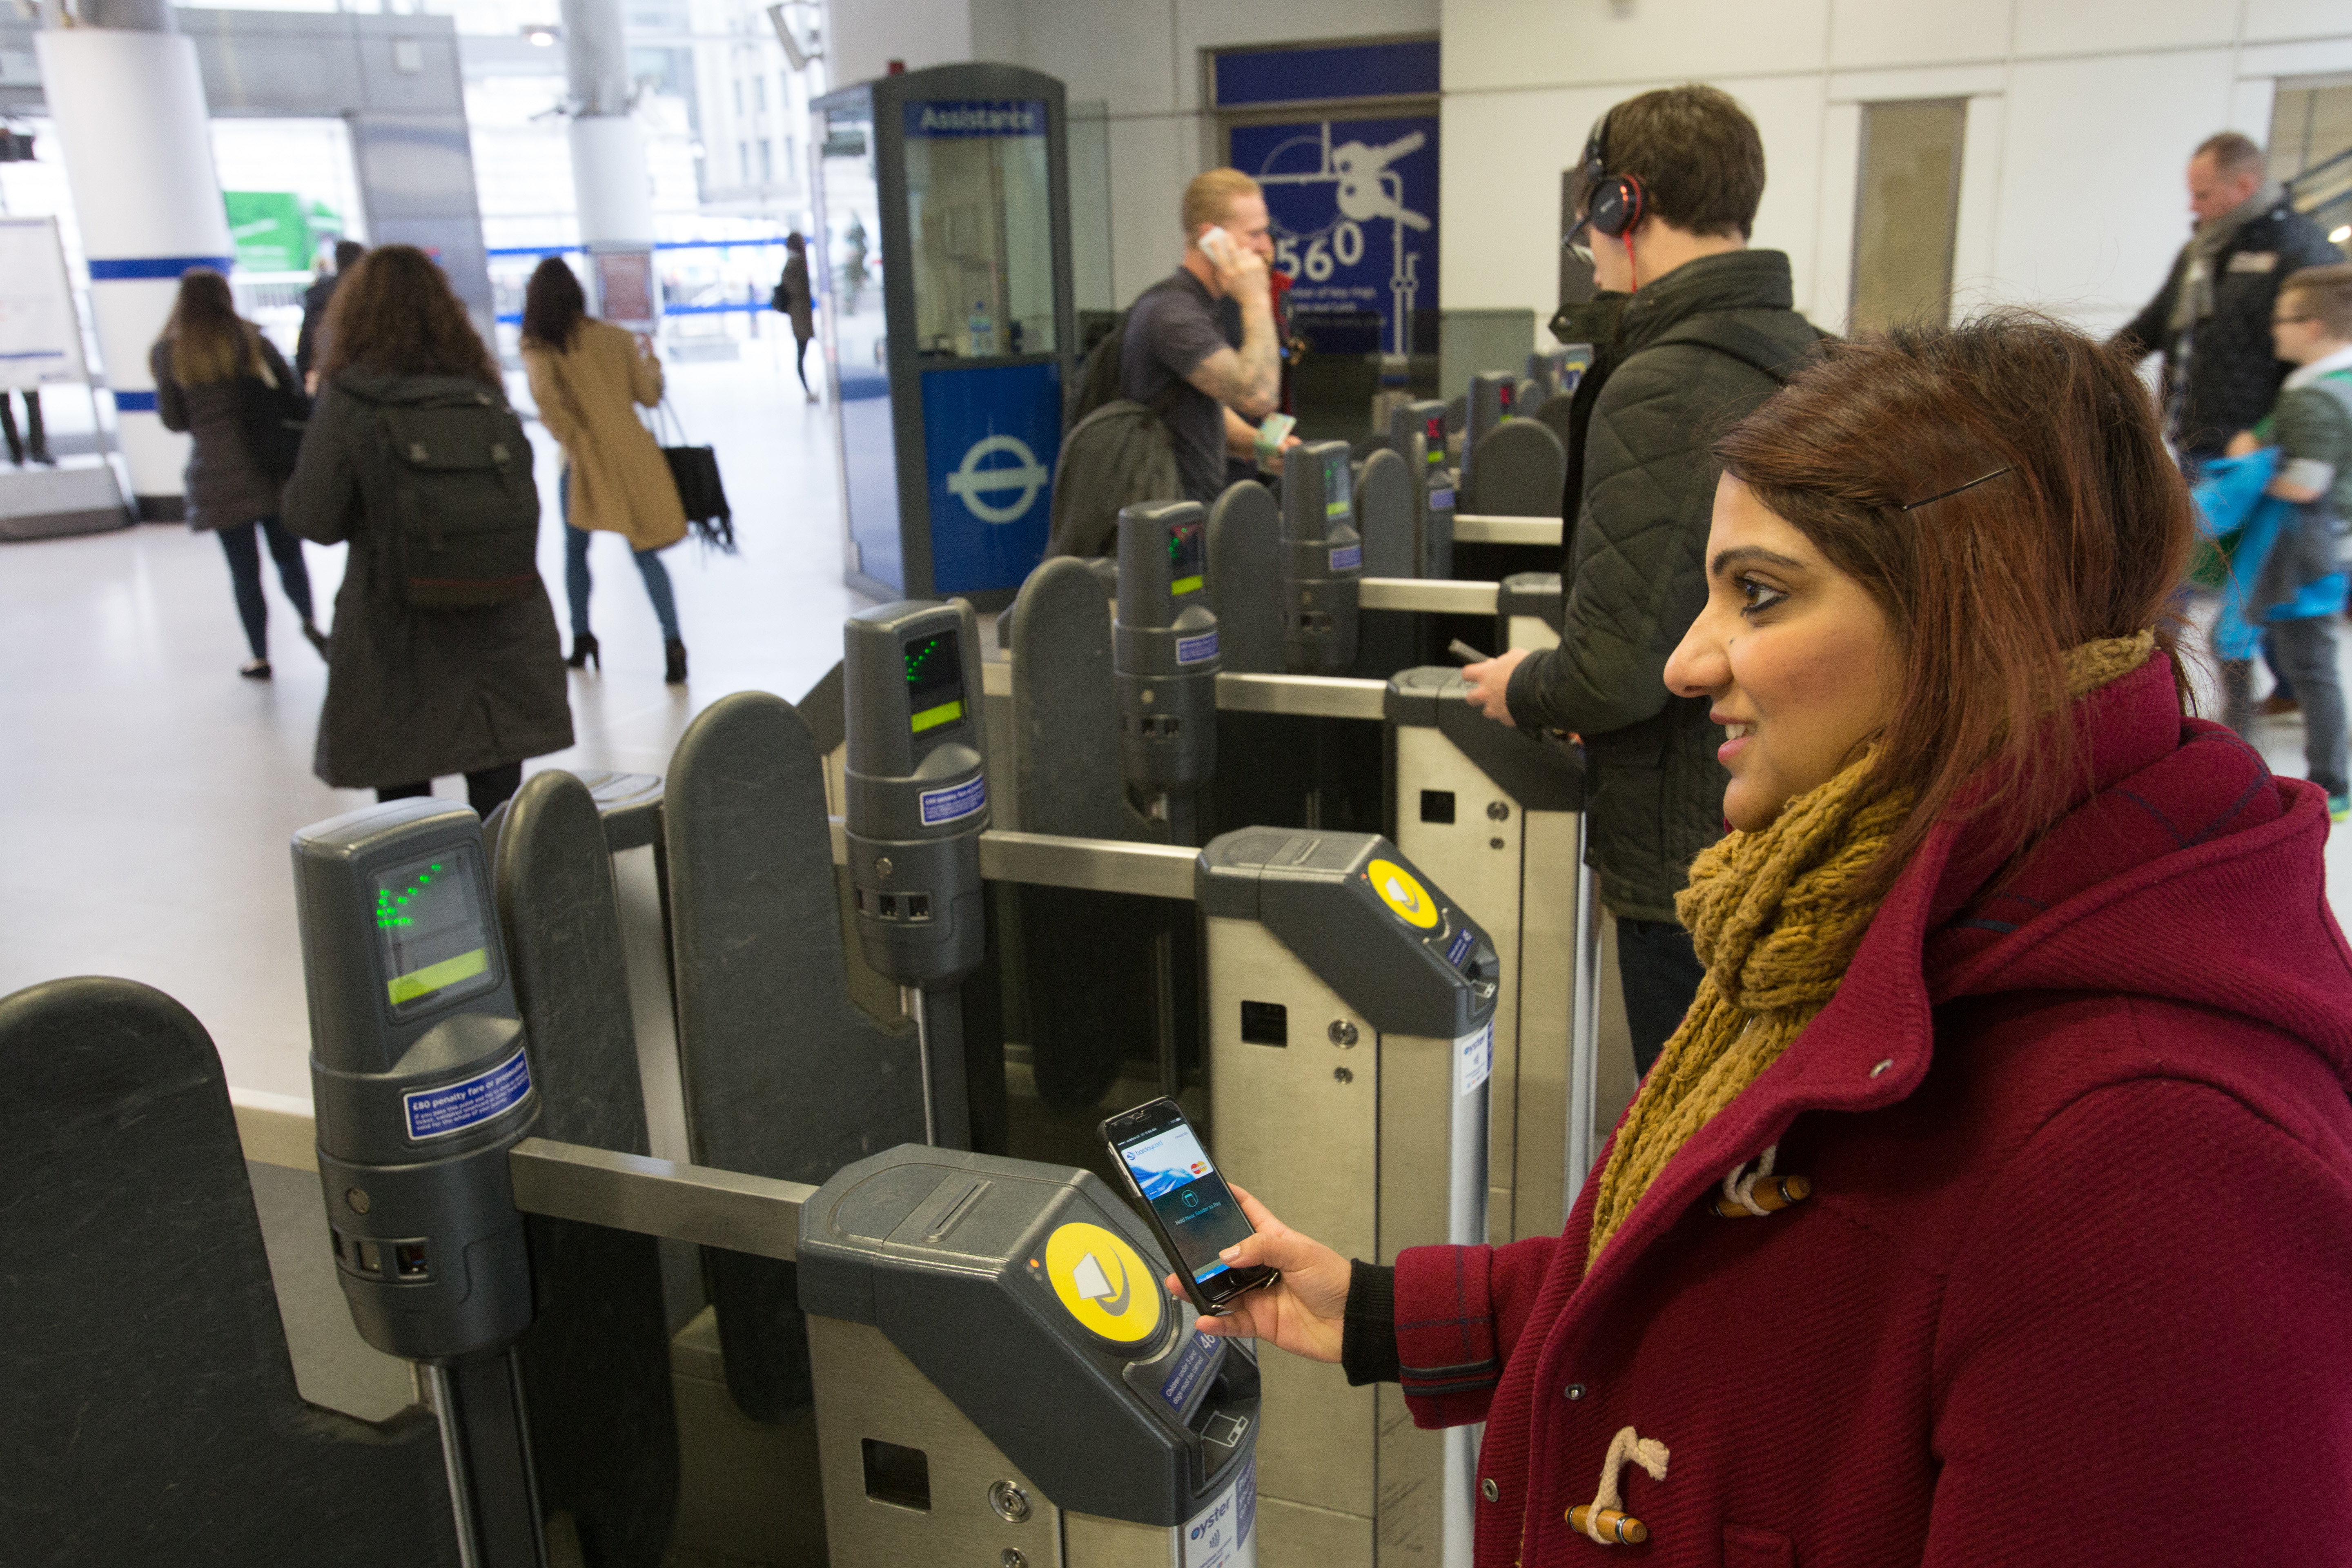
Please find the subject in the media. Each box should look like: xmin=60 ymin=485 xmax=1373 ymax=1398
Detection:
xmin=1200 ymin=831 xmax=1497 ymax=1566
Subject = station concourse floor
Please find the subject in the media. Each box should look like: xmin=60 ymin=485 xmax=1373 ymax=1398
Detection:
xmin=0 ymin=332 xmax=872 ymax=1102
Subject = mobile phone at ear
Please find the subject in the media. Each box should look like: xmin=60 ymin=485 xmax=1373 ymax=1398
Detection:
xmin=1197 ymin=225 xmax=1238 ymax=273
xmin=1100 ymin=1097 xmax=1278 ymax=1316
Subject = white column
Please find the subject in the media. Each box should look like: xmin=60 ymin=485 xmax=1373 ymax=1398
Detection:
xmin=560 ymin=0 xmax=656 ymax=250
xmin=35 ymin=24 xmax=232 ymax=514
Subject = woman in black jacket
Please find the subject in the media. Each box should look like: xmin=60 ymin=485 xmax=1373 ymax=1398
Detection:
xmin=280 ymin=247 xmax=572 ymax=818
xmin=151 ymin=269 xmax=327 ymax=679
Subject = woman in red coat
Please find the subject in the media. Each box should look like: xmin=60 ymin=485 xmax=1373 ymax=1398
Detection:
xmin=1188 ymin=315 xmax=2352 ymax=1566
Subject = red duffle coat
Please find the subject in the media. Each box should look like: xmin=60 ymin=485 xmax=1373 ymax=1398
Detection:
xmin=1394 ymin=654 xmax=2352 ymax=1566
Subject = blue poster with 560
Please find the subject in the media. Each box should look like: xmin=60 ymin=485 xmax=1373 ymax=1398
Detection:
xmin=920 ymin=359 xmax=1060 ymax=594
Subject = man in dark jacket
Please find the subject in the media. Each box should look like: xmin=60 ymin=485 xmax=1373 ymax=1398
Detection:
xmin=1461 ymin=84 xmax=1819 ymax=1076
xmin=294 ymin=238 xmax=365 ymax=392
xmin=2112 ymin=131 xmax=2340 ymax=461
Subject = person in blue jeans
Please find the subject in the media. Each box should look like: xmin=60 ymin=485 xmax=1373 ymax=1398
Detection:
xmin=520 ymin=257 xmax=691 ymax=682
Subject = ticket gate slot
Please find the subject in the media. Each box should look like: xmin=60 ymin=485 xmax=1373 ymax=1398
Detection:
xmin=1385 ymin=668 xmax=1583 ymax=1245
xmin=1198 ymin=831 xmax=1498 ymax=1566
xmin=797 ymin=1146 xmax=1263 ymax=1567
xmin=293 ymin=800 xmax=549 ymax=1567
xmin=846 ymin=598 xmax=993 ymax=1149
xmin=1115 ymin=499 xmax=1220 ymax=835
xmin=1279 ymin=439 xmax=1363 ymax=675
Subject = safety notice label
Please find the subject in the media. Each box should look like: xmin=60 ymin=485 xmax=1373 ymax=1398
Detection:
xmin=1177 ymin=630 xmax=1221 ymax=666
xmin=918 ymin=775 xmax=988 ymax=826
xmin=1329 ymin=543 xmax=1362 ymax=572
xmin=1430 ymin=488 xmax=1455 ymax=510
xmin=403 ymin=1049 xmax=532 ymax=1142
xmin=1159 ymin=1328 xmax=1222 ymax=1413
xmin=1184 ymin=1455 xmax=1256 ymax=1568
xmin=1455 ymin=1019 xmax=1493 ymax=1098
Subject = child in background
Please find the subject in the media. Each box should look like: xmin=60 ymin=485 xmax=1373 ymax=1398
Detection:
xmin=2225 ymin=261 xmax=2352 ymax=816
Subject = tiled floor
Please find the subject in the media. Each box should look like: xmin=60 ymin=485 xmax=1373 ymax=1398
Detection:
xmin=4 ymin=359 xmax=2351 ymax=1103
xmin=0 ymin=332 xmax=870 ymax=1098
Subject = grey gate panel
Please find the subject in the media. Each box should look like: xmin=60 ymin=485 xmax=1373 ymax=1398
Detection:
xmin=0 ymin=976 xmax=459 ymax=1568
xmin=1350 ymin=447 xmax=1418 ymax=680
xmin=665 ymin=691 xmax=927 ymax=1421
xmin=1009 ymin=557 xmax=1169 ymax=1114
xmin=1532 ymin=390 xmax=1575 ymax=450
xmin=493 ymin=771 xmax=679 ymax=1568
xmin=1467 ymin=418 xmax=1566 ymax=519
xmin=1207 ymin=479 xmax=1281 ymax=676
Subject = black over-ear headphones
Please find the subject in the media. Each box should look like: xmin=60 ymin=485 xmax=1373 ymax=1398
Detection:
xmin=1572 ymin=109 xmax=1647 ymax=241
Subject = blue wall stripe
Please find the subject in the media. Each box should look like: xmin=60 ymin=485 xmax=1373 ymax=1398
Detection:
xmin=111 ymin=390 xmax=158 ymax=412
xmin=1213 ymin=39 xmax=1439 ymax=107
xmin=87 ymin=256 xmax=235 ymax=282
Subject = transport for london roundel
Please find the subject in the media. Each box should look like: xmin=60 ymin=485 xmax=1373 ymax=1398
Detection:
xmin=1044 ymin=1221 xmax=1164 ymax=1345
xmin=1366 ymin=858 xmax=1441 ymax=929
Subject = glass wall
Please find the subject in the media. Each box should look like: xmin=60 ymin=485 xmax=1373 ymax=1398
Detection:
xmin=1849 ymin=99 xmax=1965 ymax=334
xmin=2269 ymin=79 xmax=2352 ymax=247
xmin=817 ymin=96 xmax=900 ymax=586
xmin=900 ymin=101 xmax=1055 ymax=359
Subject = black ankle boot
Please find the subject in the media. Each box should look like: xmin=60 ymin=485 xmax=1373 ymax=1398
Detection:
xmin=566 ymin=631 xmax=600 ymax=670
xmin=664 ymin=637 xmax=688 ymax=684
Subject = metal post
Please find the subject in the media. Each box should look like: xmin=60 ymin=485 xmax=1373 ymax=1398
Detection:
xmin=425 ymin=1352 xmax=549 ymax=1568
xmin=1563 ymin=816 xmax=1604 ymax=1215
xmin=903 ymin=983 xmax=971 ymax=1151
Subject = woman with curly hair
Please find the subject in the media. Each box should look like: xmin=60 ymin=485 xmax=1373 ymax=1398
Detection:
xmin=1189 ymin=314 xmax=2352 ymax=1566
xmin=281 ymin=245 xmax=571 ymax=817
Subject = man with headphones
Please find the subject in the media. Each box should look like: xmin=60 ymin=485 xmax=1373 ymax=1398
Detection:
xmin=1461 ymin=84 xmax=1820 ymax=1078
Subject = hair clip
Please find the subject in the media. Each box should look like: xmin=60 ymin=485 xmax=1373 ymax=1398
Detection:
xmin=1899 ymin=466 xmax=2011 ymax=512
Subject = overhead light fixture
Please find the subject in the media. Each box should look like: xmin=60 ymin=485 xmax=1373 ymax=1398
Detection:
xmin=767 ymin=3 xmax=822 ymax=71
xmin=2333 ymin=225 xmax=2351 ymax=245
xmin=526 ymin=27 xmax=556 ymax=47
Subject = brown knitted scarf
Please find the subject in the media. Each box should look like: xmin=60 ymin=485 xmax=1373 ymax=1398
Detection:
xmin=1584 ymin=631 xmax=2156 ymax=1263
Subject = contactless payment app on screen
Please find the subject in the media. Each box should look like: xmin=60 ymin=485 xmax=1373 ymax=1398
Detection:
xmin=1116 ymin=1121 xmax=1254 ymax=1284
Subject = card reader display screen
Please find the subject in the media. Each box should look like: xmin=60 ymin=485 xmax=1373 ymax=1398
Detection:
xmin=1115 ymin=1117 xmax=1254 ymax=1285
xmin=372 ymin=846 xmax=496 ymax=1018
xmin=1169 ymin=519 xmax=1204 ymax=597
xmin=905 ymin=630 xmax=966 ymax=735
xmin=1323 ymin=450 xmax=1352 ymax=520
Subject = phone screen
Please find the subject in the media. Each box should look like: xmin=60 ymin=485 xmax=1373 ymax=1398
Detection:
xmin=1111 ymin=1111 xmax=1256 ymax=1288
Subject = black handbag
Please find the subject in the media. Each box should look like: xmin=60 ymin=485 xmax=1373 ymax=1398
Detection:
xmin=238 ymin=367 xmax=310 ymax=479
xmin=655 ymin=399 xmax=735 ymax=552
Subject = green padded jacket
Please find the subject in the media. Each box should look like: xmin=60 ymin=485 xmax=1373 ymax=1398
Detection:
xmin=1503 ymin=250 xmax=1820 ymax=922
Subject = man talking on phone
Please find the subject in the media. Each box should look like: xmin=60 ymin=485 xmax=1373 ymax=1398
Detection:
xmin=1458 ymin=85 xmax=1818 ymax=1078
xmin=1122 ymin=168 xmax=1297 ymax=502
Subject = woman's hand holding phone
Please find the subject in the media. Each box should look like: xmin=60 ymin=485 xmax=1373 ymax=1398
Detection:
xmin=1164 ymin=1184 xmax=1351 ymax=1365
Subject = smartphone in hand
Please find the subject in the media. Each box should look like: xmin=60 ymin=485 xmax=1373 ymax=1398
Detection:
xmin=1100 ymin=1097 xmax=1278 ymax=1315
xmin=1197 ymin=225 xmax=1239 ymax=274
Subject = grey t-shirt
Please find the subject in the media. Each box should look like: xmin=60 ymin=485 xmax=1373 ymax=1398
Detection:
xmin=1121 ymin=270 xmax=1243 ymax=504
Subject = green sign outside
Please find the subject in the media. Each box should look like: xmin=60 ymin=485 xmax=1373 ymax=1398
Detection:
xmin=223 ymin=191 xmax=344 ymax=274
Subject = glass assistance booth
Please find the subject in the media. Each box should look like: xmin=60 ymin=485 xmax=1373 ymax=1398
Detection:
xmin=813 ymin=65 xmax=1076 ymax=607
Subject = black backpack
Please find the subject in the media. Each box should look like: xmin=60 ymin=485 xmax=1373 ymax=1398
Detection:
xmin=352 ymin=382 xmax=543 ymax=610
xmin=1065 ymin=276 xmax=1189 ymax=432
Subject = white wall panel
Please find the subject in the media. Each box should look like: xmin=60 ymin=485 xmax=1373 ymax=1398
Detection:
xmin=1811 ymin=98 xmax=1861 ymax=330
xmin=1018 ymin=0 xmax=1181 ymax=114
xmin=2013 ymin=0 xmax=2236 ymax=59
xmin=2246 ymin=0 xmax=2352 ymax=43
xmin=2240 ymin=37 xmax=2352 ymax=77
xmin=1106 ymin=111 xmax=1192 ymax=303
xmin=1438 ymin=85 xmax=1607 ymax=312
xmin=1987 ymin=49 xmax=2237 ymax=330
xmin=1829 ymin=63 xmax=2007 ymax=102
xmin=1949 ymin=93 xmax=2007 ymax=319
xmin=826 ymin=0 xmax=975 ymax=86
xmin=1442 ymin=0 xmax=1830 ymax=95
xmin=1827 ymin=0 xmax=2009 ymax=71
xmin=1732 ymin=72 xmax=1833 ymax=316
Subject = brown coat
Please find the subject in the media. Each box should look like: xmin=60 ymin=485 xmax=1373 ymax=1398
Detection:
xmin=150 ymin=331 xmax=298 ymax=532
xmin=522 ymin=318 xmax=687 ymax=551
